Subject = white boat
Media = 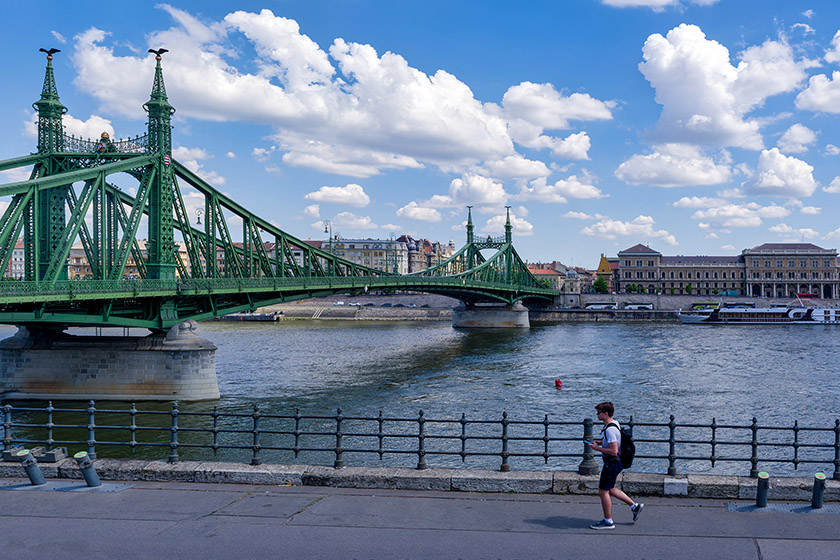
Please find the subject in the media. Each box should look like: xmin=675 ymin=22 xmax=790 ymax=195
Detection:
xmin=678 ymin=306 xmax=840 ymax=324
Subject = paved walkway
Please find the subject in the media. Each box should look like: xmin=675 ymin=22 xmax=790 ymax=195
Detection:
xmin=1 ymin=478 xmax=838 ymax=559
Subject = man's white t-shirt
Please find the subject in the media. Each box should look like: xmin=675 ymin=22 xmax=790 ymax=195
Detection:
xmin=601 ymin=421 xmax=621 ymax=456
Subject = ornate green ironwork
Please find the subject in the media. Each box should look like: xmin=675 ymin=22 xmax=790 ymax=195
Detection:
xmin=0 ymin=48 xmax=559 ymax=331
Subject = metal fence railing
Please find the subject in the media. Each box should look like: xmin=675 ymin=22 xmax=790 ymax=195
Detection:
xmin=2 ymin=401 xmax=838 ymax=479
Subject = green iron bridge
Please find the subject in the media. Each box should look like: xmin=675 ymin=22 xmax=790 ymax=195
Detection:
xmin=0 ymin=51 xmax=559 ymax=333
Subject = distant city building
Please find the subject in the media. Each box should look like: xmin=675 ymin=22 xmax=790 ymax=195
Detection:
xmin=331 ymin=237 xmax=409 ymax=274
xmin=527 ymin=260 xmax=594 ymax=293
xmin=616 ymin=243 xmax=839 ymax=297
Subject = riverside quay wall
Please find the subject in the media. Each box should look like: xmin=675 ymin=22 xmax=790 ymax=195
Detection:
xmin=1 ymin=459 xmax=838 ymax=501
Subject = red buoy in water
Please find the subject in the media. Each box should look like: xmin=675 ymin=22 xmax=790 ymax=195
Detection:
xmin=555 ymin=379 xmax=562 ymax=388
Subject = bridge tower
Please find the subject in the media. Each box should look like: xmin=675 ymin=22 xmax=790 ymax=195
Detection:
xmin=143 ymin=51 xmax=177 ymax=281
xmin=31 ymin=50 xmax=69 ymax=282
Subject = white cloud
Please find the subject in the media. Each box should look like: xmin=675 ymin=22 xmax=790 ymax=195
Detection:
xmin=690 ymin=202 xmax=790 ymax=228
xmin=742 ymin=148 xmax=817 ymax=197
xmin=825 ymin=30 xmax=840 ymax=64
xmin=580 ymin=215 xmax=677 ymax=245
xmin=0 ymin=168 xmax=33 ymax=183
xmin=482 ymin=212 xmax=533 ymax=237
xmin=769 ymin=223 xmax=819 ymax=238
xmin=332 ymin=211 xmax=378 ymax=230
xmin=825 ymin=144 xmax=840 ymax=156
xmin=70 ymin=8 xmax=530 ymax=179
xmin=225 ymin=152 xmax=236 ymax=158
xmin=802 ymin=10 xmax=815 ymax=19
xmin=51 ymin=31 xmax=67 ymax=44
xmin=516 ymin=175 xmax=604 ymax=202
xmin=303 ymin=204 xmax=320 ymax=218
xmin=823 ymin=177 xmax=840 ymax=194
xmin=639 ymin=25 xmax=809 ymax=149
xmin=796 ymin=71 xmax=840 ymax=113
xmin=424 ymin=174 xmax=508 ymax=208
xmin=501 ymin=82 xmax=612 ymax=161
xmin=672 ymin=196 xmax=727 ymax=208
xmin=615 ymin=144 xmax=731 ymax=187
xmin=776 ymin=124 xmax=816 ymax=154
xmin=172 ymin=146 xmax=226 ymax=185
xmin=602 ymin=0 xmax=719 ymax=10
xmin=396 ymin=202 xmax=442 ymax=222
xmin=800 ymin=206 xmax=820 ymax=215
xmin=561 ymin=211 xmax=596 ymax=220
xmin=825 ymin=228 xmax=840 ymax=240
xmin=480 ymin=155 xmax=551 ymax=180
xmin=304 ymin=183 xmax=370 ymax=207
xmin=502 ymin=82 xmax=613 ymax=130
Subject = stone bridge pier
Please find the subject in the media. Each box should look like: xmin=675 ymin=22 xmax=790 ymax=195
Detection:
xmin=0 ymin=320 xmax=219 ymax=401
xmin=452 ymin=301 xmax=530 ymax=328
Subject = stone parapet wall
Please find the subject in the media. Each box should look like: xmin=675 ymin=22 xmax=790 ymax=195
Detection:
xmin=0 ymin=458 xmax=836 ymax=501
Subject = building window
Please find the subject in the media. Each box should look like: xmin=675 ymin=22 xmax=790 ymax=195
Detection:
xmin=752 ymin=259 xmax=759 ymax=267
xmin=647 ymin=260 xmax=654 ymax=266
xmin=789 ymin=260 xmax=795 ymax=267
xmin=722 ymin=272 xmax=727 ymax=279
xmin=635 ymin=260 xmax=642 ymax=267
xmin=776 ymin=260 xmax=783 ymax=267
xmin=764 ymin=260 xmax=771 ymax=267
xmin=713 ymin=272 xmax=718 ymax=279
xmin=800 ymin=260 xmax=806 ymax=267
xmin=812 ymin=259 xmax=819 ymax=267
xmin=824 ymin=260 xmax=831 ymax=268
xmin=670 ymin=272 xmax=675 ymax=279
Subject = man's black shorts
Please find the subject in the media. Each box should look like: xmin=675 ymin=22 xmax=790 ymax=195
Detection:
xmin=599 ymin=458 xmax=623 ymax=490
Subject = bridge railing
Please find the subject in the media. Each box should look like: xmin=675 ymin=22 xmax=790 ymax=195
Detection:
xmin=2 ymin=402 xmax=838 ymax=478
xmin=0 ymin=275 xmax=559 ymax=300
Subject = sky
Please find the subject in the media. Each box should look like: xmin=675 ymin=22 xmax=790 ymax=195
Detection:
xmin=1 ymin=0 xmax=840 ymax=269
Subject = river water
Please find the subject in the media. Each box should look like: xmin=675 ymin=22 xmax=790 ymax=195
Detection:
xmin=2 ymin=320 xmax=838 ymax=474
xmin=195 ymin=320 xmax=837 ymax=425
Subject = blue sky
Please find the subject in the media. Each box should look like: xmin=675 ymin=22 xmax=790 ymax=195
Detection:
xmin=1 ymin=1 xmax=840 ymax=268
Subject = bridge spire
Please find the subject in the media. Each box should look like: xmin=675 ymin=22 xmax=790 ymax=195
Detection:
xmin=143 ymin=49 xmax=177 ymax=281
xmin=466 ymin=206 xmax=474 ymax=244
xmin=504 ymin=206 xmax=512 ymax=243
xmin=33 ymin=48 xmax=67 ymax=153
xmin=143 ymin=49 xmax=175 ymax=154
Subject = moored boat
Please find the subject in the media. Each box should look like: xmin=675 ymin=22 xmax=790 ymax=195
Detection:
xmin=678 ymin=306 xmax=840 ymax=324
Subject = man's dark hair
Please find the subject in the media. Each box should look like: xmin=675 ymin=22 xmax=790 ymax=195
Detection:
xmin=595 ymin=402 xmax=614 ymax=417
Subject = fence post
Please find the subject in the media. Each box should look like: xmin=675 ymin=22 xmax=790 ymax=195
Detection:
xmin=542 ymin=415 xmax=550 ymax=465
xmin=334 ymin=408 xmax=344 ymax=469
xmin=416 ymin=410 xmax=427 ymax=470
xmin=293 ymin=409 xmax=301 ymax=458
xmin=45 ymin=401 xmax=54 ymax=450
xmin=377 ymin=410 xmax=385 ymax=460
xmin=578 ymin=417 xmax=598 ymax=475
xmin=459 ymin=413 xmax=467 ymax=462
xmin=168 ymin=401 xmax=179 ymax=463
xmin=833 ymin=419 xmax=840 ymax=481
xmin=667 ymin=415 xmax=677 ymax=476
xmin=749 ymin=417 xmax=759 ymax=478
xmin=3 ymin=404 xmax=12 ymax=451
xmin=500 ymin=411 xmax=510 ymax=472
xmin=211 ymin=406 xmax=219 ymax=455
xmin=129 ymin=403 xmax=138 ymax=454
xmin=87 ymin=400 xmax=97 ymax=460
xmin=251 ymin=404 xmax=261 ymax=466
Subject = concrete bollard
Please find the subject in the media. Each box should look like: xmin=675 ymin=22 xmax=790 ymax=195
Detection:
xmin=16 ymin=449 xmax=46 ymax=486
xmin=811 ymin=473 xmax=826 ymax=509
xmin=755 ymin=471 xmax=769 ymax=508
xmin=73 ymin=451 xmax=102 ymax=488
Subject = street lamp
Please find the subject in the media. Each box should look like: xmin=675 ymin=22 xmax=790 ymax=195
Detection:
xmin=324 ymin=220 xmax=332 ymax=275
xmin=389 ymin=232 xmax=396 ymax=274
xmin=195 ymin=208 xmax=203 ymax=225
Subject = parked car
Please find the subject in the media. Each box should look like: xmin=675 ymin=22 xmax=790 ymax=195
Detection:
xmin=332 ymin=301 xmax=345 ymax=306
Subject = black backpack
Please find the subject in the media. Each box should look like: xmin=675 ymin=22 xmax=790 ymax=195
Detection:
xmin=605 ymin=422 xmax=636 ymax=468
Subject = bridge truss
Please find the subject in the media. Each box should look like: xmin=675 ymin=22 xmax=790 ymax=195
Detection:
xmin=0 ymin=52 xmax=557 ymax=332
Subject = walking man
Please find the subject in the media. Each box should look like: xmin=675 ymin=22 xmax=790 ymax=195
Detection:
xmin=588 ymin=401 xmax=643 ymax=529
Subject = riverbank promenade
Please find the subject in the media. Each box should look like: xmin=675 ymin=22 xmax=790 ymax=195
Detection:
xmin=2 ymin=471 xmax=838 ymax=559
